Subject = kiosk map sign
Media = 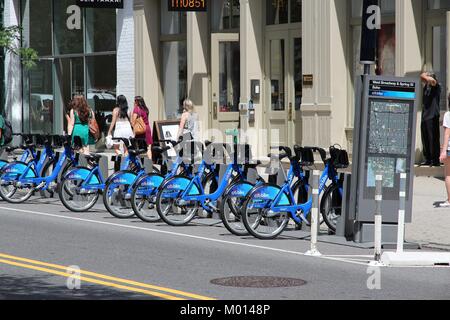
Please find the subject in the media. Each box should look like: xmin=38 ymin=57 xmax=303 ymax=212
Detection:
xmin=364 ymin=80 xmax=416 ymax=197
xmin=349 ymin=75 xmax=419 ymax=236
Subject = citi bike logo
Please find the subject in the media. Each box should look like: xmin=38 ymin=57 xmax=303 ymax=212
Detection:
xmin=255 ymin=192 xmax=270 ymax=199
xmin=167 ymin=184 xmax=182 ymax=190
xmin=231 ymin=190 xmax=245 ymax=197
xmin=113 ymin=178 xmax=129 ymax=184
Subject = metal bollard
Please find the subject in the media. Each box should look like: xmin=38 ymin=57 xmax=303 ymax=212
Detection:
xmin=374 ymin=175 xmax=383 ymax=262
xmin=397 ymin=173 xmax=407 ymax=254
xmin=305 ymin=170 xmax=321 ymax=257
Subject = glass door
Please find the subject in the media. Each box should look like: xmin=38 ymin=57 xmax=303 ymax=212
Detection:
xmin=291 ymin=33 xmax=302 ymax=145
xmin=211 ymin=33 xmax=240 ymax=140
xmin=266 ymin=31 xmax=289 ymax=148
xmin=55 ymin=57 xmax=85 ymax=134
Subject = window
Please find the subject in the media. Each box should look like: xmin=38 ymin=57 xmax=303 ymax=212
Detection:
xmin=54 ymin=0 xmax=83 ymax=55
xmin=29 ymin=61 xmax=53 ymax=134
xmin=21 ymin=0 xmax=117 ymax=135
xmin=267 ymin=0 xmax=301 ymax=25
xmin=85 ymin=8 xmax=116 ymax=53
xmin=428 ymin=0 xmax=450 ymax=9
xmin=161 ymin=0 xmax=187 ymax=35
xmin=86 ymin=55 xmax=117 ymax=114
xmin=212 ymin=0 xmax=240 ymax=31
xmin=163 ymin=41 xmax=187 ymax=119
xmin=161 ymin=0 xmax=188 ymax=119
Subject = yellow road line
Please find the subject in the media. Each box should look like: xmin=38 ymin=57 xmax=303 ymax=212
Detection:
xmin=0 ymin=253 xmax=215 ymax=300
xmin=0 ymin=259 xmax=184 ymax=300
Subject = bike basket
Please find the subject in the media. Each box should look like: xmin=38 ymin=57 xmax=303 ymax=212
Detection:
xmin=329 ymin=146 xmax=349 ymax=169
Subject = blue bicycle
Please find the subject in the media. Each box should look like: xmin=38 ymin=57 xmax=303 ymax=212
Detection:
xmin=58 ymin=138 xmax=108 ymax=212
xmin=0 ymin=135 xmax=78 ymax=204
xmin=0 ymin=134 xmax=38 ymax=172
xmin=130 ymin=138 xmax=207 ymax=222
xmin=102 ymin=138 xmax=159 ymax=219
xmin=241 ymin=146 xmax=347 ymax=239
xmin=155 ymin=143 xmax=257 ymax=227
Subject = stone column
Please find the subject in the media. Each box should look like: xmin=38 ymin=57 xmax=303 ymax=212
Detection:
xmin=240 ymin=0 xmax=264 ymax=157
xmin=117 ymin=0 xmax=135 ymax=107
xmin=134 ymin=0 xmax=162 ymax=126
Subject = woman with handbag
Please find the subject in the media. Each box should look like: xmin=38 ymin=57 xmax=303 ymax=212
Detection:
xmin=107 ymin=95 xmax=134 ymax=155
xmin=132 ymin=96 xmax=153 ymax=159
xmin=67 ymin=95 xmax=96 ymax=155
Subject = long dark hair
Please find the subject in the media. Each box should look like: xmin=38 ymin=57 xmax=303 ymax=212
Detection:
xmin=117 ymin=95 xmax=129 ymax=119
xmin=69 ymin=95 xmax=90 ymax=124
xmin=134 ymin=96 xmax=149 ymax=115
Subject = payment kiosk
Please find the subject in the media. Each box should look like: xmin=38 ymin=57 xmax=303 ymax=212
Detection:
xmin=349 ymin=75 xmax=419 ymax=243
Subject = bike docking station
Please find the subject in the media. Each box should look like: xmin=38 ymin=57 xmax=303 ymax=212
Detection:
xmin=348 ymin=75 xmax=450 ymax=267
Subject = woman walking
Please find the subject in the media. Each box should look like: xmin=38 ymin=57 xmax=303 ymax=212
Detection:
xmin=132 ymin=96 xmax=153 ymax=159
xmin=439 ymin=95 xmax=450 ymax=207
xmin=67 ymin=95 xmax=94 ymax=155
xmin=107 ymin=95 xmax=134 ymax=155
xmin=177 ymin=99 xmax=199 ymax=141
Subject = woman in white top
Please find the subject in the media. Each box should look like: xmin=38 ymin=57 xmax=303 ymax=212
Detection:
xmin=177 ymin=99 xmax=199 ymax=141
xmin=439 ymin=97 xmax=450 ymax=207
xmin=107 ymin=95 xmax=134 ymax=155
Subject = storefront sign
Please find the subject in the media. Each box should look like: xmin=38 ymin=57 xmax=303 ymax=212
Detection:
xmin=76 ymin=0 xmax=124 ymax=9
xmin=302 ymin=74 xmax=313 ymax=86
xmin=168 ymin=0 xmax=207 ymax=12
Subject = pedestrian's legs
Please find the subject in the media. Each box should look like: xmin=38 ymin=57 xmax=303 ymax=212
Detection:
xmin=147 ymin=145 xmax=152 ymax=160
xmin=421 ymin=120 xmax=431 ymax=164
xmin=445 ymin=157 xmax=450 ymax=202
xmin=431 ymin=116 xmax=441 ymax=165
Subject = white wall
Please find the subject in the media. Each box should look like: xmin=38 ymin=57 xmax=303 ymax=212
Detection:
xmin=117 ymin=0 xmax=135 ymax=107
xmin=4 ymin=0 xmax=22 ymax=133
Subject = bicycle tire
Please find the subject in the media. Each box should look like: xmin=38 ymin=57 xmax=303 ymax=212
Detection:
xmin=131 ymin=173 xmax=164 ymax=223
xmin=241 ymin=184 xmax=291 ymax=240
xmin=320 ymin=183 xmax=342 ymax=233
xmin=102 ymin=171 xmax=138 ymax=219
xmin=58 ymin=171 xmax=100 ymax=212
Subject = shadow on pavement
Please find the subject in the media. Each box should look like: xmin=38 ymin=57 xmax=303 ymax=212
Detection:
xmin=0 ymin=274 xmax=157 ymax=300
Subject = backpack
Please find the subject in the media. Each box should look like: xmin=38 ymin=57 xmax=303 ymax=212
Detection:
xmin=2 ymin=119 xmax=13 ymax=145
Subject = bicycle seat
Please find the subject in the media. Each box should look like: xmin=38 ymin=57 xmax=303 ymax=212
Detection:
xmin=294 ymin=146 xmax=315 ymax=167
xmin=129 ymin=149 xmax=147 ymax=157
xmin=152 ymin=146 xmax=171 ymax=154
xmin=86 ymin=154 xmax=102 ymax=164
xmin=245 ymin=160 xmax=262 ymax=170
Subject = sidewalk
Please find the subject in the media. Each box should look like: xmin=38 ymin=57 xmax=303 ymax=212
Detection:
xmin=407 ymin=176 xmax=450 ymax=250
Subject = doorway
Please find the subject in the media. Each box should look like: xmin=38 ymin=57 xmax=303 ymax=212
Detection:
xmin=265 ymin=29 xmax=301 ymax=149
xmin=211 ymin=33 xmax=240 ymax=141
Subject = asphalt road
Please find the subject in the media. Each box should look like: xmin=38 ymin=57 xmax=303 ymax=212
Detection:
xmin=0 ymin=197 xmax=449 ymax=300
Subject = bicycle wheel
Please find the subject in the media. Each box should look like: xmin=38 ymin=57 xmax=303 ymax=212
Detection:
xmin=241 ymin=184 xmax=290 ymax=240
xmin=39 ymin=160 xmax=75 ymax=198
xmin=131 ymin=173 xmax=164 ymax=223
xmin=320 ymin=183 xmax=342 ymax=232
xmin=102 ymin=171 xmax=137 ymax=219
xmin=156 ymin=176 xmax=199 ymax=226
xmin=59 ymin=172 xmax=100 ymax=212
xmin=219 ymin=181 xmax=255 ymax=236
xmin=0 ymin=167 xmax=36 ymax=204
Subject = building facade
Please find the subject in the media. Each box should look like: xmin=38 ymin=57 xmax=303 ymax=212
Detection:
xmin=3 ymin=0 xmax=450 ymax=159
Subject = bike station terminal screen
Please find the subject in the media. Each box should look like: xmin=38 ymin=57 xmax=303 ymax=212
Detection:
xmin=363 ymin=80 xmax=416 ymax=201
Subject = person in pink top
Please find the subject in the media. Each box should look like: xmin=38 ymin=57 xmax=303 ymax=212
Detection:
xmin=132 ymin=96 xmax=153 ymax=159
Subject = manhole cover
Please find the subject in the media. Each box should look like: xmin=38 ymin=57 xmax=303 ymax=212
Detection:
xmin=210 ymin=276 xmax=307 ymax=288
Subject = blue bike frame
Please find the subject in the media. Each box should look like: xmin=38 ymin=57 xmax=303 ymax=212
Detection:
xmin=2 ymin=142 xmax=76 ymax=191
xmin=253 ymin=162 xmax=343 ymax=225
